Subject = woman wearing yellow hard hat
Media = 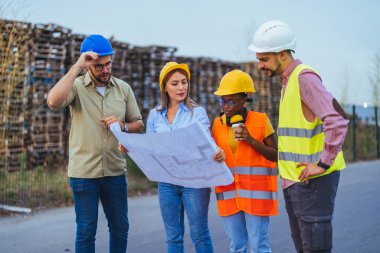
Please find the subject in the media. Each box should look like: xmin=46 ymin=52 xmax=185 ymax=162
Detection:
xmin=146 ymin=62 xmax=226 ymax=253
xmin=212 ymin=69 xmax=278 ymax=253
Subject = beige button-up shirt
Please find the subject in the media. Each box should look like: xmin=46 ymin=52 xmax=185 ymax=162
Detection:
xmin=53 ymin=72 xmax=143 ymax=178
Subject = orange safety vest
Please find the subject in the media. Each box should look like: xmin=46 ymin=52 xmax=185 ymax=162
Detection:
xmin=212 ymin=111 xmax=278 ymax=217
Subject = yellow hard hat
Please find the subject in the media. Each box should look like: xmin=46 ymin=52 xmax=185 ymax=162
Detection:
xmin=214 ymin=69 xmax=255 ymax=96
xmin=159 ymin=62 xmax=190 ymax=91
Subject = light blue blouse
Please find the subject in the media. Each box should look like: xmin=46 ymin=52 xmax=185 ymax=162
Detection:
xmin=146 ymin=102 xmax=216 ymax=147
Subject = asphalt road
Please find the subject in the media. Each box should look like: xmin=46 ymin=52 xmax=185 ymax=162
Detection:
xmin=1 ymin=160 xmax=380 ymax=253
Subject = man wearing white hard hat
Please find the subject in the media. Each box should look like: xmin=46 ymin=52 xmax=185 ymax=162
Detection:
xmin=249 ymin=20 xmax=349 ymax=253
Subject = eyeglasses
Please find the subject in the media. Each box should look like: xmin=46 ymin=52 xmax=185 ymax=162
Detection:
xmin=218 ymin=97 xmax=242 ymax=107
xmin=93 ymin=61 xmax=112 ymax=71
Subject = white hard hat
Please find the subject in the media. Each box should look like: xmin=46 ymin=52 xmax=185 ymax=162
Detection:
xmin=248 ymin=20 xmax=296 ymax=53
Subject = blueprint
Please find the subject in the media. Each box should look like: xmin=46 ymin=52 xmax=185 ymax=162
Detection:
xmin=110 ymin=122 xmax=234 ymax=188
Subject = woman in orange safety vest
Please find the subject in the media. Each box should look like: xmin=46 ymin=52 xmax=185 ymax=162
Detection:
xmin=212 ymin=69 xmax=278 ymax=253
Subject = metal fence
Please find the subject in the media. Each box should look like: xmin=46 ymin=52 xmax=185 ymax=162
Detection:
xmin=343 ymin=105 xmax=380 ymax=162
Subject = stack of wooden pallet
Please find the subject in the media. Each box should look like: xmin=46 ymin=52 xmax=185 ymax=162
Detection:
xmin=0 ymin=19 xmax=32 ymax=172
xmin=25 ymin=23 xmax=71 ymax=169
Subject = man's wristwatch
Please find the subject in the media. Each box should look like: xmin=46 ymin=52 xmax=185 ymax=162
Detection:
xmin=122 ymin=123 xmax=129 ymax=133
xmin=317 ymin=161 xmax=330 ymax=170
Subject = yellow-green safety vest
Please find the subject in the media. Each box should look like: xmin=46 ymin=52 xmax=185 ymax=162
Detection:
xmin=277 ymin=64 xmax=345 ymax=181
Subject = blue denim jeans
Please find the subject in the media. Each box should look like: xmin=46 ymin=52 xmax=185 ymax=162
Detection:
xmin=221 ymin=211 xmax=271 ymax=253
xmin=70 ymin=175 xmax=129 ymax=253
xmin=158 ymin=182 xmax=214 ymax=253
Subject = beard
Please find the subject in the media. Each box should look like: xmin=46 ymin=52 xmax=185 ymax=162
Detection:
xmin=89 ymin=67 xmax=111 ymax=85
xmin=262 ymin=62 xmax=281 ymax=77
xmin=95 ymin=74 xmax=111 ymax=85
xmin=262 ymin=69 xmax=276 ymax=77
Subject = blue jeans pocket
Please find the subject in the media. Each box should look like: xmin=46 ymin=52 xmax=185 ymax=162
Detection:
xmin=70 ymin=178 xmax=95 ymax=193
xmin=300 ymin=215 xmax=333 ymax=251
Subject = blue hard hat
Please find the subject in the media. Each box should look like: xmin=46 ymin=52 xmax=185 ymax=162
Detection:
xmin=80 ymin=34 xmax=114 ymax=56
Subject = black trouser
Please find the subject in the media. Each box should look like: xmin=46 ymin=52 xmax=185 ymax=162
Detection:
xmin=283 ymin=171 xmax=340 ymax=253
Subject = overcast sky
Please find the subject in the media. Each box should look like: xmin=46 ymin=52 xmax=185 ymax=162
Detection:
xmin=3 ymin=0 xmax=380 ymax=106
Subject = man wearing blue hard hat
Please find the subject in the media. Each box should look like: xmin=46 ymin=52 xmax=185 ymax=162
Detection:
xmin=48 ymin=34 xmax=143 ymax=253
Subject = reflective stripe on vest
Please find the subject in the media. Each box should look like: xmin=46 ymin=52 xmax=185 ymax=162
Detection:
xmin=237 ymin=189 xmax=277 ymax=200
xmin=216 ymin=190 xmax=235 ymax=201
xmin=278 ymin=152 xmax=321 ymax=163
xmin=277 ymin=64 xmax=346 ymax=181
xmin=216 ymin=189 xmax=277 ymax=201
xmin=278 ymin=124 xmax=323 ymax=138
xmin=236 ymin=166 xmax=278 ymax=176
